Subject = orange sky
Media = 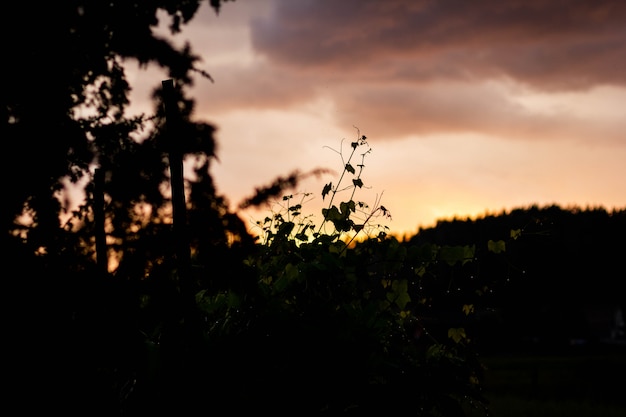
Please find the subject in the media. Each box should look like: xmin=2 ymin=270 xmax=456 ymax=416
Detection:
xmin=128 ymin=0 xmax=626 ymax=238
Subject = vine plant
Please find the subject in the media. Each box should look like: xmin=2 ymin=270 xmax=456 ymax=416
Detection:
xmin=254 ymin=128 xmax=392 ymax=251
xmin=193 ymin=129 xmax=504 ymax=415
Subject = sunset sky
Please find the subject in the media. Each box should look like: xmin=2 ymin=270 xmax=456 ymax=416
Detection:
xmin=129 ymin=0 xmax=626 ymax=238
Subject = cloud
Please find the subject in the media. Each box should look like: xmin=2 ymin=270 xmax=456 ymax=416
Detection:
xmin=192 ymin=61 xmax=319 ymax=113
xmin=329 ymin=81 xmax=626 ymax=143
xmin=250 ymin=0 xmax=626 ymax=91
xmin=168 ymin=0 xmax=626 ymax=148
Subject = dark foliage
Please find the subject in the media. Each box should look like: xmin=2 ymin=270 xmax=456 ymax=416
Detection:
xmin=3 ymin=2 xmax=243 ymax=415
xmin=409 ymin=204 xmax=626 ymax=353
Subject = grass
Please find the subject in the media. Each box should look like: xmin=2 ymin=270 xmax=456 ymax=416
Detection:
xmin=463 ymin=345 xmax=626 ymax=417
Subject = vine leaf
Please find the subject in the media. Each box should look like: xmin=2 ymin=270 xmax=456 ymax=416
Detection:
xmin=462 ymin=304 xmax=475 ymax=316
xmin=488 ymin=239 xmax=506 ymax=254
xmin=448 ymin=327 xmax=467 ymax=344
xmin=322 ymin=182 xmax=332 ymax=200
xmin=386 ymin=279 xmax=411 ymax=310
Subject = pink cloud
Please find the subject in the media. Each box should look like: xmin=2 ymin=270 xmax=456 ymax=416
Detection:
xmin=170 ymin=0 xmax=625 ymax=149
xmin=250 ymin=0 xmax=626 ymax=90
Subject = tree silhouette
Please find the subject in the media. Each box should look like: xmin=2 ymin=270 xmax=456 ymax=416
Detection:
xmin=409 ymin=204 xmax=626 ymax=352
xmin=3 ymin=2 xmax=247 ymax=415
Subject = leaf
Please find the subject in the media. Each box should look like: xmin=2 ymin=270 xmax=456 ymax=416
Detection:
xmin=339 ymin=201 xmax=356 ymax=216
xmin=334 ymin=219 xmax=354 ymax=232
xmin=329 ymin=241 xmax=347 ymax=254
xmin=448 ymin=327 xmax=467 ymax=344
xmin=462 ymin=245 xmax=476 ymax=265
xmin=226 ymin=291 xmax=241 ymax=308
xmin=413 ymin=264 xmax=427 ymax=277
xmin=284 ymin=263 xmax=300 ymax=281
xmin=322 ymin=182 xmax=332 ymax=200
xmin=274 ymin=263 xmax=298 ymax=293
xmin=276 ymin=221 xmax=295 ymax=238
xmin=385 ymin=239 xmax=407 ymax=268
xmin=408 ymin=243 xmax=438 ymax=262
xmin=389 ymin=279 xmax=411 ymax=310
xmin=294 ymin=232 xmax=308 ymax=241
xmin=487 ymin=239 xmax=506 ymax=254
xmin=352 ymin=178 xmax=363 ymax=188
xmin=425 ymin=344 xmax=445 ymax=359
xmin=323 ymin=206 xmax=341 ymax=221
xmin=439 ymin=245 xmax=474 ymax=266
xmin=345 ymin=163 xmax=355 ymax=174
xmin=462 ymin=304 xmax=474 ymax=316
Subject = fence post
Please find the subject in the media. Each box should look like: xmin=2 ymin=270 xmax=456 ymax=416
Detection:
xmin=94 ymin=168 xmax=108 ymax=277
xmin=161 ymin=79 xmax=192 ymax=303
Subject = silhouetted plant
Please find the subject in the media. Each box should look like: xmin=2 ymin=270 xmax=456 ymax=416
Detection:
xmin=193 ymin=130 xmax=497 ymax=416
xmin=248 ymin=128 xmax=392 ymax=249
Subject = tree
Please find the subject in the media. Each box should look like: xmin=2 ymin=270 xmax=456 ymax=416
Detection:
xmin=410 ymin=204 xmax=626 ymax=351
xmin=3 ymin=1 xmax=245 ymax=415
xmin=3 ymin=0 xmax=236 ymax=246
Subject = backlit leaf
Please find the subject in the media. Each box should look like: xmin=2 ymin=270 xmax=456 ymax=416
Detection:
xmin=448 ymin=327 xmax=467 ymax=344
xmin=487 ymin=239 xmax=506 ymax=254
xmin=322 ymin=182 xmax=332 ymax=200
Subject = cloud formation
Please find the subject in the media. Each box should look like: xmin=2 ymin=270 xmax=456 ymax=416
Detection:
xmin=250 ymin=0 xmax=626 ymax=91
xmin=180 ymin=0 xmax=626 ymax=146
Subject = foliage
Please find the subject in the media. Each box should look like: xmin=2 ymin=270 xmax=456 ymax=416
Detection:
xmin=249 ymin=130 xmax=392 ymax=248
xmin=189 ymin=130 xmax=505 ymax=415
xmin=412 ymin=205 xmax=626 ymax=351
xmin=3 ymin=1 xmax=248 ymax=415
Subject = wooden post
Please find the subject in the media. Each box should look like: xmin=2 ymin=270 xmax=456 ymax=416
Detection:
xmin=94 ymin=168 xmax=108 ymax=277
xmin=161 ymin=79 xmax=192 ymax=296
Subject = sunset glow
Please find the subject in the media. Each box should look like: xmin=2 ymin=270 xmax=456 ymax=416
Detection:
xmin=128 ymin=0 xmax=626 ymax=237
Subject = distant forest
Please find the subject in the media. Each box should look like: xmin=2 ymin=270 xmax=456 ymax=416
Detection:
xmin=406 ymin=203 xmax=626 ymax=352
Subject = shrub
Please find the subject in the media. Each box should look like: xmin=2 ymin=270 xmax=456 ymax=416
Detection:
xmin=193 ymin=130 xmax=491 ymax=415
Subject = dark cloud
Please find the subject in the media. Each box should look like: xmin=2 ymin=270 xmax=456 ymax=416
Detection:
xmin=174 ymin=0 xmax=625 ymax=147
xmin=250 ymin=0 xmax=626 ymax=91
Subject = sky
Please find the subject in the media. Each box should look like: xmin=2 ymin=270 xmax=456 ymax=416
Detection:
xmin=128 ymin=0 xmax=626 ymax=238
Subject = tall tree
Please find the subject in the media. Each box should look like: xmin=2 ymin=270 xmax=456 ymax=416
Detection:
xmin=2 ymin=2 xmax=244 ymax=415
xmin=3 ymin=0 xmax=234 ymax=246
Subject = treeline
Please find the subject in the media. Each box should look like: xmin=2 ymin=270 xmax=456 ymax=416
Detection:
xmin=405 ymin=204 xmax=626 ymax=352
